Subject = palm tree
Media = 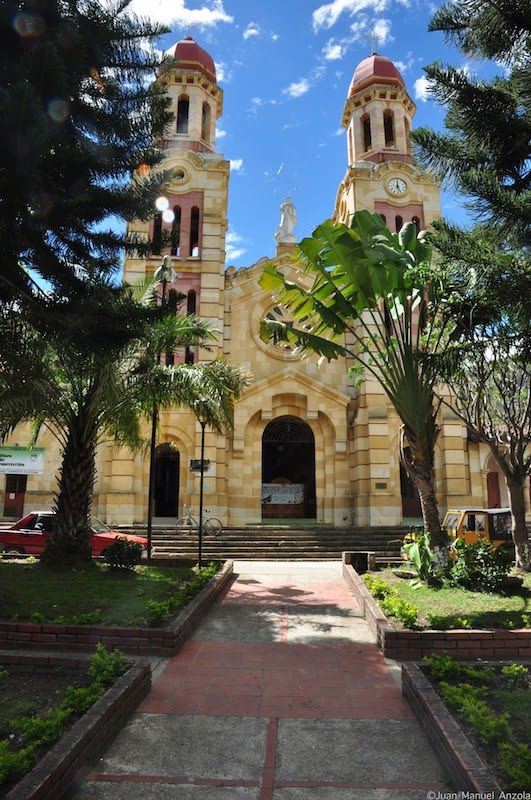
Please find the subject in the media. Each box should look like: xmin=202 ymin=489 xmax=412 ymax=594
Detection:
xmin=0 ymin=286 xmax=251 ymax=566
xmin=259 ymin=210 xmax=453 ymax=565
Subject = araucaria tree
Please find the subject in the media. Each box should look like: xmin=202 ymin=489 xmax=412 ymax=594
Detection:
xmin=260 ymin=211 xmax=453 ymax=566
xmin=411 ymin=0 xmax=531 ymax=568
xmin=0 ymin=289 xmax=251 ymax=565
xmin=0 ymin=0 xmax=173 ymax=300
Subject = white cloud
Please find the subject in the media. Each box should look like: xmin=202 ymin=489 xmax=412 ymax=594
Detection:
xmin=271 ymin=32 xmax=280 ymax=41
xmin=395 ymin=51 xmax=415 ymax=73
xmin=214 ymin=61 xmax=232 ymax=83
xmin=414 ymin=75 xmax=433 ymax=102
xmin=225 ymin=229 xmax=246 ymax=261
xmin=323 ymin=41 xmax=344 ymax=60
xmin=372 ymin=18 xmax=392 ymax=45
xmin=126 ymin=0 xmax=233 ymax=28
xmin=243 ymin=22 xmax=261 ymax=39
xmin=312 ymin=0 xmax=388 ymax=32
xmin=216 ymin=127 xmax=227 ymax=138
xmin=335 ymin=127 xmax=344 ymax=136
xmin=230 ymin=158 xmax=244 ymax=173
xmin=284 ymin=78 xmax=311 ymax=98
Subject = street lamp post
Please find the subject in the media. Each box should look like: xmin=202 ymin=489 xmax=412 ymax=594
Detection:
xmin=194 ymin=399 xmax=209 ymax=569
xmin=147 ymin=255 xmax=176 ymax=562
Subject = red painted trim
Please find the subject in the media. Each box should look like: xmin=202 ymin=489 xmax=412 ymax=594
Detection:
xmin=260 ymin=718 xmax=278 ymax=800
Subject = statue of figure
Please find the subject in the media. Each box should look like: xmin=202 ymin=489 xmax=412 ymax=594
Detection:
xmin=274 ymin=197 xmax=298 ymax=244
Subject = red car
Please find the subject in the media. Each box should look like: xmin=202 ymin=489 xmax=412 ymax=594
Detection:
xmin=0 ymin=511 xmax=147 ymax=558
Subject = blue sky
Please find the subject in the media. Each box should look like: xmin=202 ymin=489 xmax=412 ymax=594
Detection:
xmin=129 ymin=0 xmax=478 ymax=268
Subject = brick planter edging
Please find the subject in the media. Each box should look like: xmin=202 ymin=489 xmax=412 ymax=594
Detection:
xmin=3 ymin=652 xmax=151 ymax=800
xmin=0 ymin=560 xmax=233 ymax=657
xmin=342 ymin=553 xmax=531 ymax=660
xmin=402 ymin=662 xmax=501 ymax=794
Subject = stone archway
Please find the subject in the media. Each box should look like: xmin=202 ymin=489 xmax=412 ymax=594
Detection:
xmin=154 ymin=443 xmax=180 ymax=517
xmin=261 ymin=416 xmax=316 ymax=519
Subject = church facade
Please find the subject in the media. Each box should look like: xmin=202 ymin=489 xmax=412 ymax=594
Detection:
xmin=3 ymin=38 xmax=518 ymax=527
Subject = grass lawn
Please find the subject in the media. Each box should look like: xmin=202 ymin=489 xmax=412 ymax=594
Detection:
xmin=0 ymin=562 xmax=196 ymax=626
xmin=375 ymin=568 xmax=531 ymax=629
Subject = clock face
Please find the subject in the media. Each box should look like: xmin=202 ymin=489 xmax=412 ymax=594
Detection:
xmin=388 ymin=178 xmax=407 ymax=195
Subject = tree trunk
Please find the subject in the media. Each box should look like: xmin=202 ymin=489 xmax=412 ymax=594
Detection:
xmin=506 ymin=477 xmax=531 ymax=571
xmin=41 ymin=423 xmax=96 ymax=567
xmin=414 ymin=472 xmax=449 ymax=568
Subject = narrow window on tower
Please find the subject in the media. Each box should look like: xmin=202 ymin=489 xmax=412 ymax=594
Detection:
xmin=404 ymin=117 xmax=411 ymax=154
xmin=190 ymin=206 xmax=200 ymax=257
xmin=395 ymin=215 xmax=403 ymax=232
xmin=384 ymin=110 xmax=395 ymax=148
xmin=185 ymin=290 xmax=197 ymax=364
xmin=153 ymin=212 xmax=162 ymax=255
xmin=201 ymin=102 xmax=211 ymax=143
xmin=171 ymin=206 xmax=181 ymax=256
xmin=361 ymin=114 xmax=372 ymax=152
xmin=177 ymin=96 xmax=189 ymax=134
xmin=379 ymin=214 xmax=386 ymax=225
xmin=412 ymin=216 xmax=421 ymax=232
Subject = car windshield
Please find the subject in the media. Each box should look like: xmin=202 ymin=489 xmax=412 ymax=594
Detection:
xmin=442 ymin=513 xmax=460 ymax=531
xmin=90 ymin=517 xmax=111 ymax=533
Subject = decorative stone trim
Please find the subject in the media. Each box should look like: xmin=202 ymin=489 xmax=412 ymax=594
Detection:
xmin=402 ymin=663 xmax=501 ymax=794
xmin=3 ymin=653 xmax=151 ymax=800
xmin=342 ymin=553 xmax=531 ymax=659
xmin=0 ymin=560 xmax=233 ymax=656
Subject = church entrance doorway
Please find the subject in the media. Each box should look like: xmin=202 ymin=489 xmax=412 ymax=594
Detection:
xmin=154 ymin=444 xmax=180 ymax=517
xmin=261 ymin=416 xmax=316 ymax=520
xmin=400 ymin=462 xmax=422 ymax=519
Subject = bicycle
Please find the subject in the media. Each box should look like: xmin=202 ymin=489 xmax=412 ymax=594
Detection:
xmin=174 ymin=504 xmax=223 ymax=537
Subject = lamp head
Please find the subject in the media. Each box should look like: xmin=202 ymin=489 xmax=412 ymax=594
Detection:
xmin=154 ymin=256 xmax=177 ymax=284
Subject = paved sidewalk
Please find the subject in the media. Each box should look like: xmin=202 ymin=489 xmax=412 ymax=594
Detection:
xmin=71 ymin=561 xmax=451 ymax=799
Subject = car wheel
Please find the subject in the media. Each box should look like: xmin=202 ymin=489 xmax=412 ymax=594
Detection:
xmin=3 ymin=547 xmax=25 ymax=557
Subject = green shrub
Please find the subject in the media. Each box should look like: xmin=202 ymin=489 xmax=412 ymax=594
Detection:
xmin=104 ymin=538 xmax=142 ymax=570
xmin=363 ymin=574 xmax=393 ymax=598
xmin=364 ymin=575 xmax=418 ymax=627
xmin=427 ymin=614 xmax=471 ymax=630
xmin=380 ymin=594 xmax=418 ymax=628
xmin=440 ymin=682 xmax=510 ymax=745
xmin=146 ymin=562 xmax=220 ymax=625
xmin=499 ymin=742 xmax=531 ymax=792
xmin=423 ymin=653 xmax=461 ymax=681
xmin=88 ymin=643 xmax=128 ymax=686
xmin=501 ymin=664 xmax=529 ymax=689
xmin=0 ymin=740 xmax=33 ymax=785
xmin=402 ymin=528 xmax=435 ymax=582
xmin=449 ymin=538 xmax=511 ymax=593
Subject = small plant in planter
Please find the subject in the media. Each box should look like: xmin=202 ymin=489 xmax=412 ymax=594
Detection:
xmin=104 ymin=538 xmax=143 ymax=570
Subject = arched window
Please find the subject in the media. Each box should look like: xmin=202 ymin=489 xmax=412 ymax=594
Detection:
xmin=171 ymin=206 xmax=181 ymax=256
xmin=185 ymin=290 xmax=197 ymax=364
xmin=412 ymin=216 xmax=421 ymax=231
xmin=362 ymin=114 xmax=372 ymax=151
xmin=177 ymin=96 xmax=189 ymax=134
xmin=395 ymin=215 xmax=403 ymax=232
xmin=201 ymin=102 xmax=211 ymax=143
xmin=190 ymin=206 xmax=200 ymax=257
xmin=379 ymin=213 xmax=386 ymax=224
xmin=384 ymin=110 xmax=395 ymax=147
xmin=153 ymin=212 xmax=162 ymax=255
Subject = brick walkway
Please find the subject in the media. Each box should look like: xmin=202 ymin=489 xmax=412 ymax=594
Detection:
xmin=72 ymin=561 xmax=451 ymax=799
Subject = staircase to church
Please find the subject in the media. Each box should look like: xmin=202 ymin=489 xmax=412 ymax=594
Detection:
xmin=140 ymin=525 xmax=407 ymax=561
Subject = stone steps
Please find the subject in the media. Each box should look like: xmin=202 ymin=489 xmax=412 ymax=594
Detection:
xmin=145 ymin=526 xmax=406 ymax=561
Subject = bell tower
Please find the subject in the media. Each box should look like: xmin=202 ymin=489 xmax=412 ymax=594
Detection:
xmin=334 ymin=53 xmax=441 ymax=232
xmin=123 ymin=37 xmax=229 ymax=360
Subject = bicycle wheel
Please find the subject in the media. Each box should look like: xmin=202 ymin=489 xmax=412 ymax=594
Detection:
xmin=205 ymin=517 xmax=222 ymax=537
xmin=175 ymin=517 xmax=194 ymax=534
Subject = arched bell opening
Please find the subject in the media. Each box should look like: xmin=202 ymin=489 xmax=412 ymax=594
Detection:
xmin=261 ymin=416 xmax=316 ymax=520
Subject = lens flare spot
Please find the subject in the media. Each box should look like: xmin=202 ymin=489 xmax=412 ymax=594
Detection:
xmin=48 ymin=98 xmax=69 ymax=123
xmin=155 ymin=196 xmax=169 ymax=212
xmin=162 ymin=209 xmax=175 ymax=224
xmin=13 ymin=12 xmax=45 ymax=37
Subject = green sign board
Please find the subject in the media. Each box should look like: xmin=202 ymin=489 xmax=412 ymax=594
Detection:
xmin=0 ymin=447 xmax=45 ymax=475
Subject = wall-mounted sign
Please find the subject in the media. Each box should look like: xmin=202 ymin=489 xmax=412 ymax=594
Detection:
xmin=190 ymin=459 xmax=211 ymax=472
xmin=0 ymin=447 xmax=45 ymax=475
xmin=261 ymin=483 xmax=304 ymax=505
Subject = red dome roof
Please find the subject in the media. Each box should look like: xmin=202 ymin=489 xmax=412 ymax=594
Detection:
xmin=170 ymin=37 xmax=216 ymax=82
xmin=348 ymin=53 xmax=404 ymax=96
